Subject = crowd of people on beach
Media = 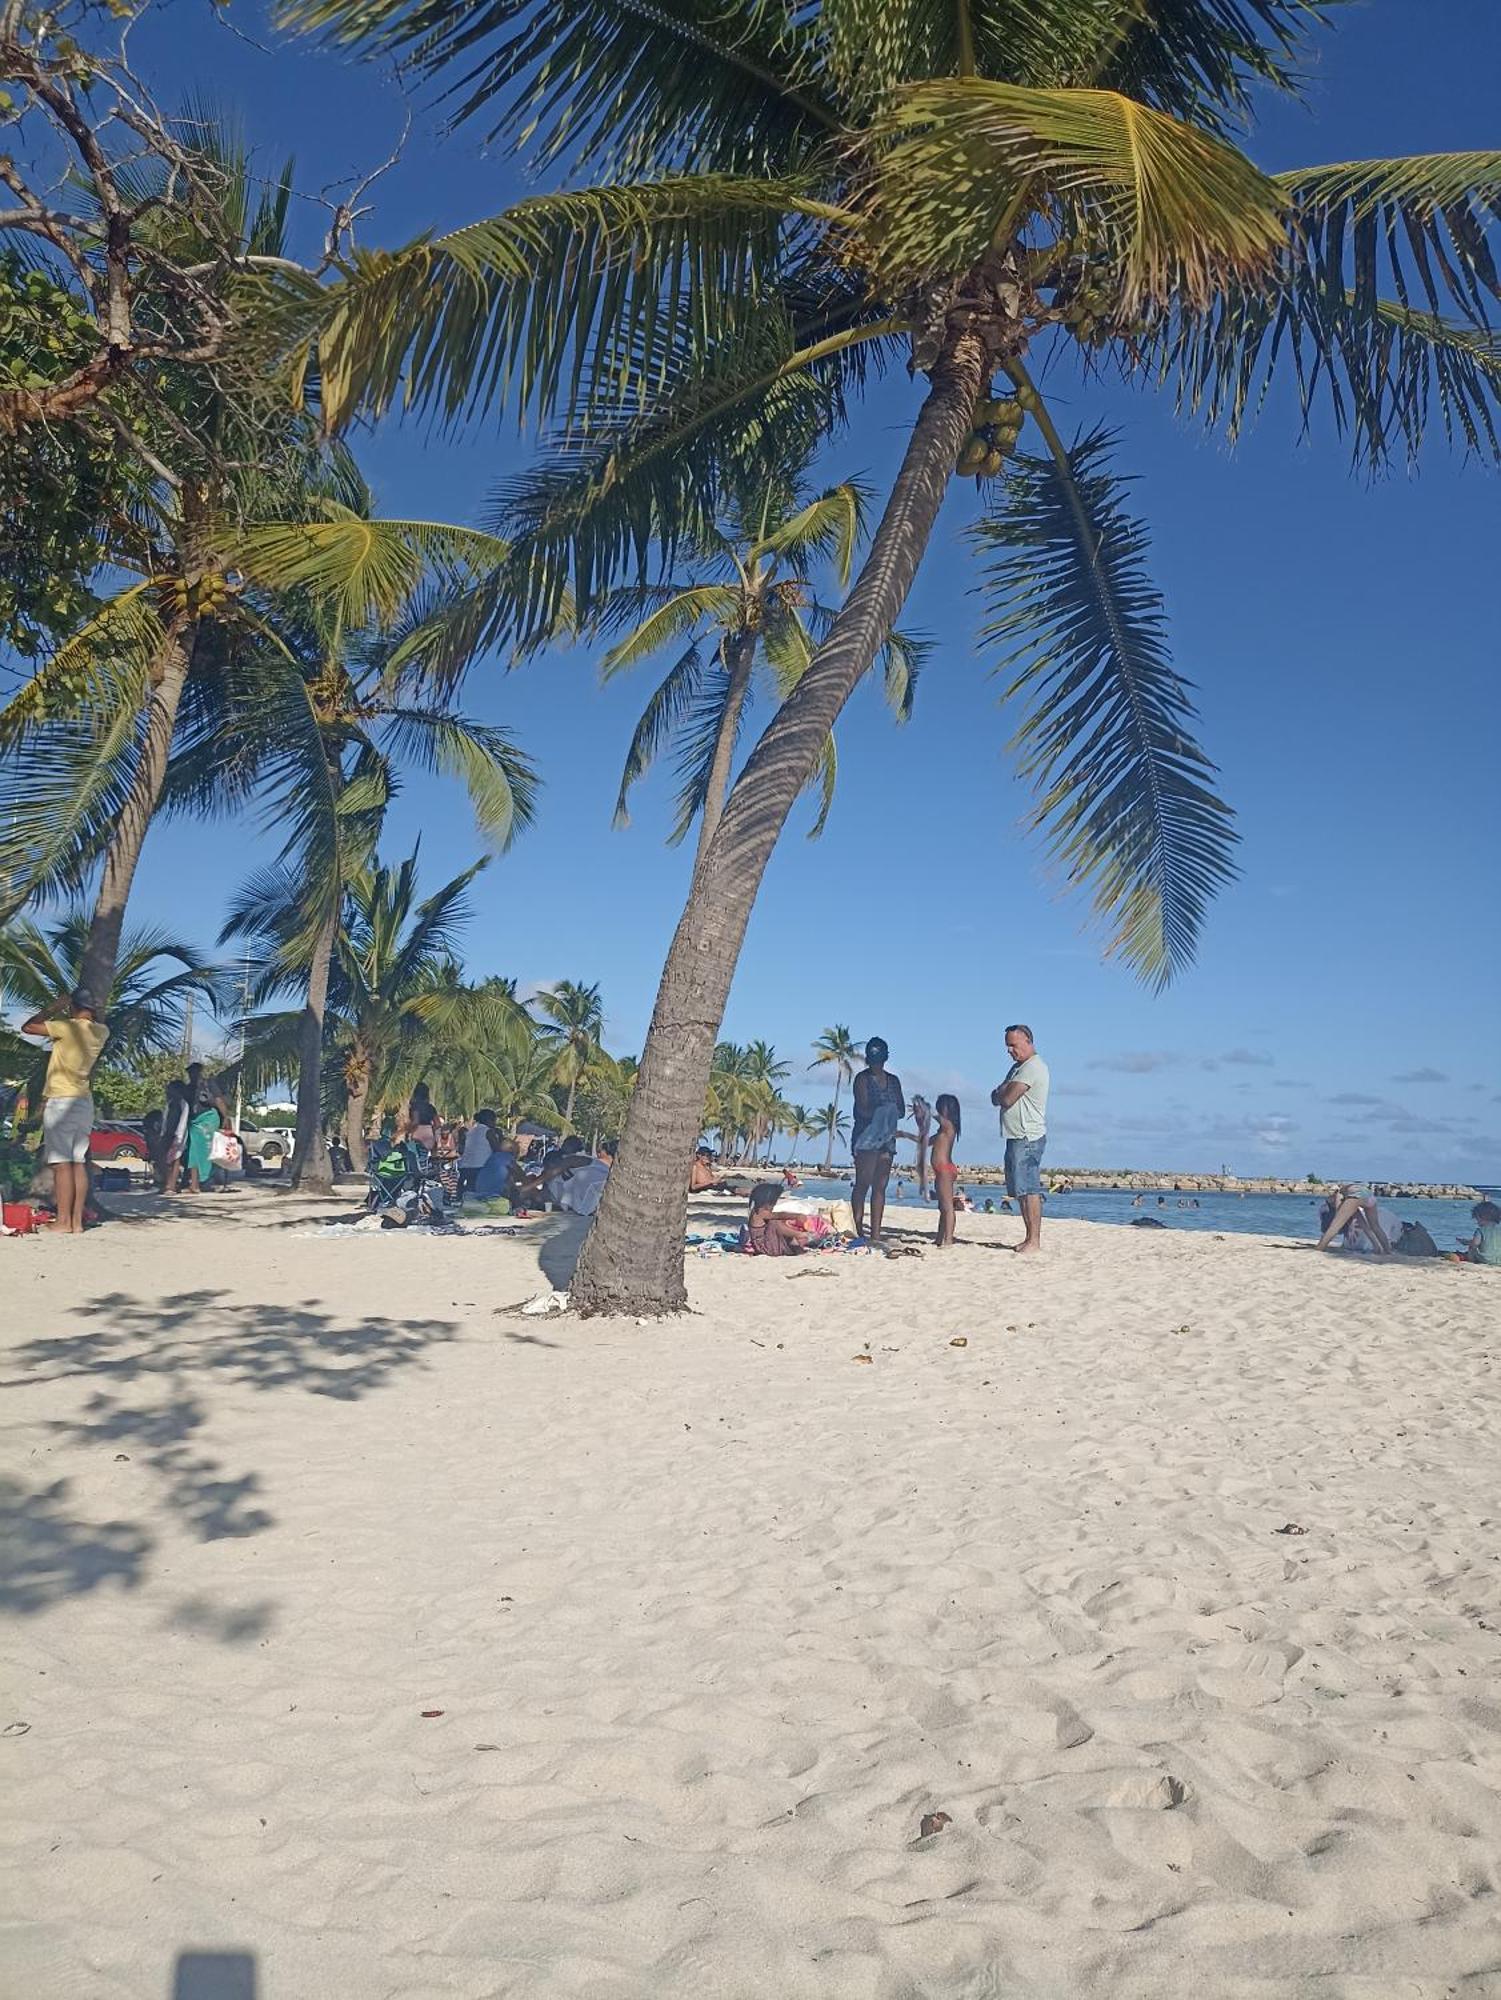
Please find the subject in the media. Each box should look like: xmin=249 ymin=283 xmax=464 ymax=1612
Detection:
xmin=12 ymin=998 xmax=1499 ymax=1268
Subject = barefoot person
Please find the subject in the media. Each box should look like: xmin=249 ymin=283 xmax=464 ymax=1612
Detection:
xmin=930 ymin=1094 xmax=961 ymax=1248
xmin=20 ymin=990 xmax=109 ymax=1234
xmin=850 ymin=1037 xmax=905 ymax=1246
xmin=1315 ymin=1182 xmax=1391 ymax=1255
xmin=991 ymin=1023 xmax=1049 ymax=1254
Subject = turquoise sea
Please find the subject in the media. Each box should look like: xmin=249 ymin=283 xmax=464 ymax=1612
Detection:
xmin=785 ymin=1176 xmax=1486 ymax=1249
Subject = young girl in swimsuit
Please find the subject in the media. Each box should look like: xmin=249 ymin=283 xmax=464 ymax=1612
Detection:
xmin=931 ymin=1094 xmax=961 ymax=1247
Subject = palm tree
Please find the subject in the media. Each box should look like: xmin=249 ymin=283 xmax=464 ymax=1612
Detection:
xmin=200 ymin=502 xmax=538 ymax=1188
xmin=807 ymin=1103 xmax=850 ymax=1173
xmin=0 ymin=914 xmax=226 ymax=1114
xmin=231 ymin=852 xmax=530 ymax=1172
xmin=289 ymin=0 xmax=1500 ymax=1312
xmin=783 ymin=1104 xmax=810 ymax=1168
xmin=533 ymin=980 xmax=605 ymax=1135
xmin=811 ymin=1024 xmax=860 ymax=1151
xmin=601 ymin=478 xmax=922 ymax=870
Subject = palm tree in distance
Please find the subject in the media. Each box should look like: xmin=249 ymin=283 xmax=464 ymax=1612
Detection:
xmin=288 ymin=0 xmax=1501 ymax=1312
xmin=808 ymin=1102 xmax=850 ymax=1174
xmin=600 ymin=477 xmax=923 ymax=871
xmin=784 ymin=1104 xmax=810 ymax=1168
xmin=534 ymin=980 xmax=605 ymax=1135
xmin=811 ymin=1025 xmax=860 ymax=1154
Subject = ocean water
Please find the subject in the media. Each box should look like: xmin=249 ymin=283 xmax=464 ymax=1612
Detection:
xmin=783 ymin=1177 xmax=1484 ymax=1248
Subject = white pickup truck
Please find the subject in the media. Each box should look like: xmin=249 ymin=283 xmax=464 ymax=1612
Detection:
xmin=240 ymin=1126 xmax=296 ymax=1174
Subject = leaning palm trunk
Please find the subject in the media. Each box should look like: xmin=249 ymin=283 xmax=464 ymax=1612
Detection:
xmin=290 ymin=897 xmax=338 ymax=1192
xmin=572 ymin=333 xmax=988 ymax=1315
xmin=77 ymin=617 xmax=196 ymax=1009
xmin=691 ymin=629 xmax=757 ymax=878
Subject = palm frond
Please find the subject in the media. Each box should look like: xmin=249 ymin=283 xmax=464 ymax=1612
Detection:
xmin=748 ymin=481 xmax=866 ymax=587
xmin=1142 ymin=150 xmax=1501 ymax=466
xmin=599 ymin=584 xmax=743 ymax=677
xmin=375 ymin=708 xmax=539 ymax=851
xmin=866 ymin=79 xmax=1287 ymax=310
xmin=483 ymin=309 xmax=896 ymax=647
xmin=974 ymin=422 xmax=1238 ymax=988
xmin=878 ymin=626 xmax=930 ymax=722
xmin=230 ymin=510 xmax=515 ymax=631
xmin=613 ymin=639 xmax=705 ymax=827
xmin=1275 ymin=152 xmax=1501 ymax=329
xmin=279 ymin=0 xmax=838 ymax=176
xmin=304 ymin=175 xmax=838 ymax=429
xmin=667 ymin=661 xmax=749 ymax=844
xmin=758 ymin=604 xmax=845 ymax=839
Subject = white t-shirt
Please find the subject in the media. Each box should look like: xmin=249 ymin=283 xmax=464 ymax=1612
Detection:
xmin=557 ymin=1160 xmax=609 ymax=1216
xmin=459 ymin=1124 xmax=494 ymax=1170
xmin=999 ymin=1055 xmax=1050 ymax=1141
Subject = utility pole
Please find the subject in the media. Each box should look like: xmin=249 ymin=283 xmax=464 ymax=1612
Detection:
xmin=233 ymin=952 xmax=249 ymax=1130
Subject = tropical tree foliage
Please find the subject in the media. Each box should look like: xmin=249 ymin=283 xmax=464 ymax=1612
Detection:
xmin=280 ymin=0 xmax=1498 ymax=1312
xmin=600 ymin=476 xmax=923 ymax=865
xmin=0 ymin=915 xmax=227 ymax=1115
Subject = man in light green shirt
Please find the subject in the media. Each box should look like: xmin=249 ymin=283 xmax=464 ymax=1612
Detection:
xmin=990 ymin=1023 xmax=1050 ymax=1253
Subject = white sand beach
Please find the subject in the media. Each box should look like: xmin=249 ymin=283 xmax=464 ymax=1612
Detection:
xmin=3 ymin=1195 xmax=1499 ymax=1999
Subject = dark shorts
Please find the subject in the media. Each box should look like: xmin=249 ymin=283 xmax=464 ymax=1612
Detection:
xmin=853 ymin=1149 xmax=895 ymax=1182
xmin=1004 ymin=1136 xmax=1046 ymax=1197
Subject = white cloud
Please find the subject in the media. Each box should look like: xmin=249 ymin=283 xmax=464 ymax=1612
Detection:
xmin=1086 ymin=1050 xmax=1179 ymax=1074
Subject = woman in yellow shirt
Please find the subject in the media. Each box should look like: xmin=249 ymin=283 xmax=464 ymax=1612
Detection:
xmin=20 ymin=991 xmax=110 ymax=1234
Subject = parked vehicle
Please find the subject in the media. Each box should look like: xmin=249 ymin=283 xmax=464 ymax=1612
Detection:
xmin=241 ymin=1126 xmax=296 ymax=1174
xmin=88 ymin=1120 xmax=152 ymax=1169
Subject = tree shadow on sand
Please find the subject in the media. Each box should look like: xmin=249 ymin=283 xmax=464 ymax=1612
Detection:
xmin=2 ymin=1291 xmax=456 ymax=1627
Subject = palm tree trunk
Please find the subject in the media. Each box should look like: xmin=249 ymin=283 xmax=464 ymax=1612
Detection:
xmin=345 ymin=1065 xmax=370 ymax=1176
xmin=691 ymin=629 xmax=757 ymax=878
xmin=572 ymin=332 xmax=988 ymax=1316
xmin=79 ymin=488 xmax=209 ymax=1010
xmin=290 ymin=895 xmax=338 ymax=1192
xmin=77 ymin=618 xmax=196 ymax=1009
xmin=826 ymin=1070 xmax=844 ymax=1171
xmin=563 ymin=1072 xmax=578 ymax=1137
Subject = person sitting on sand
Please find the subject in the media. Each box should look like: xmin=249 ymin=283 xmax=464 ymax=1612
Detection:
xmin=458 ymin=1109 xmax=494 ymax=1191
xmin=689 ymin=1146 xmax=737 ymax=1195
xmin=1316 ymin=1183 xmax=1391 ymax=1255
xmin=20 ymin=989 xmax=110 ymax=1235
xmin=741 ymin=1183 xmax=824 ymax=1257
xmin=471 ymin=1124 xmax=517 ymax=1202
xmin=851 ymin=1038 xmax=905 ymax=1245
xmin=930 ymin=1094 xmax=961 ymax=1249
xmin=1460 ymin=1200 xmax=1501 ymax=1266
xmin=555 ymin=1140 xmax=613 ymax=1218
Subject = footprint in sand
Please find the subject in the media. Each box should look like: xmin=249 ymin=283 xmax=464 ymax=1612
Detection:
xmin=1196 ymin=1640 xmax=1304 ymax=1709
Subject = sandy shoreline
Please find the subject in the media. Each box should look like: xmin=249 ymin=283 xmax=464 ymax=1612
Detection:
xmin=3 ymin=1191 xmax=1499 ymax=1997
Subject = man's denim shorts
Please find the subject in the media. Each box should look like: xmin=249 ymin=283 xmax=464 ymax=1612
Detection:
xmin=1004 ymin=1136 xmax=1046 ymax=1197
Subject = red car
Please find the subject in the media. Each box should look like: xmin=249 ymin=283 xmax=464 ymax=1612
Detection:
xmin=89 ymin=1119 xmax=153 ymax=1168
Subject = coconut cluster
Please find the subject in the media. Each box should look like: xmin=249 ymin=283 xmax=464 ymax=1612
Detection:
xmin=955 ymin=386 xmax=1036 ymax=479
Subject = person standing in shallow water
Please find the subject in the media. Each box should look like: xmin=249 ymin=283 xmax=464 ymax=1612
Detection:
xmin=850 ymin=1037 xmax=905 ymax=1245
xmin=991 ymin=1023 xmax=1050 ymax=1254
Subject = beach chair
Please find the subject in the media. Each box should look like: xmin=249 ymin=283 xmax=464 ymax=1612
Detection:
xmin=364 ymin=1139 xmax=450 ymax=1226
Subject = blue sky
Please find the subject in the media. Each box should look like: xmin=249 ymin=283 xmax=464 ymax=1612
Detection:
xmin=89 ymin=1 xmax=1501 ymax=1177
